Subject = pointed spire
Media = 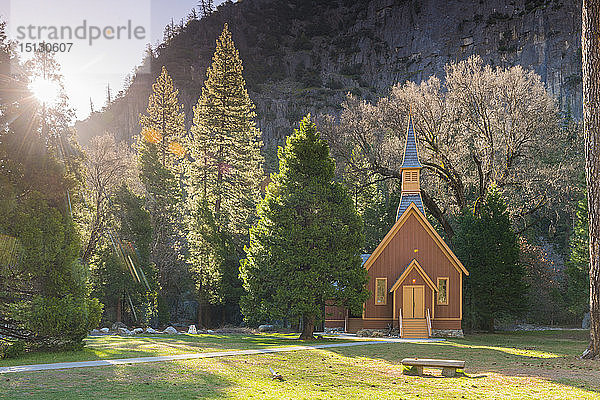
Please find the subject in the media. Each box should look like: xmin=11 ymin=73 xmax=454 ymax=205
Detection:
xmin=400 ymin=112 xmax=422 ymax=169
xmin=397 ymin=111 xmax=425 ymax=219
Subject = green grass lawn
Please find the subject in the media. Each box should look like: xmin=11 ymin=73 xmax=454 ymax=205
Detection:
xmin=1 ymin=330 xmax=599 ymax=399
xmin=0 ymin=333 xmax=346 ymax=367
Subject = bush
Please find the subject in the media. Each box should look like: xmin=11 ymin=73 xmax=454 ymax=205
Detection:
xmin=0 ymin=340 xmax=25 ymax=359
xmin=22 ymin=295 xmax=103 ymax=349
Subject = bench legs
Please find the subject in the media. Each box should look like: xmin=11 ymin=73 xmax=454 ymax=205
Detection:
xmin=403 ymin=365 xmax=458 ymax=377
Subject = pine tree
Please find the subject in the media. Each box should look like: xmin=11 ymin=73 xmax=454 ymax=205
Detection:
xmin=240 ymin=116 xmax=368 ymax=339
xmin=582 ymin=0 xmax=600 ymax=358
xmin=566 ymin=194 xmax=590 ymax=320
xmin=188 ymin=23 xmax=262 ymax=229
xmin=186 ymin=24 xmax=263 ymax=324
xmin=138 ymin=66 xmax=189 ymax=309
xmin=139 ymin=66 xmax=186 ymax=169
xmin=453 ymin=186 xmax=527 ymax=332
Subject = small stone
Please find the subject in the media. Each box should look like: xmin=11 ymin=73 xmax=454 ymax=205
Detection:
xmin=188 ymin=325 xmax=197 ymax=334
xmin=111 ymin=322 xmax=128 ymax=331
xmin=163 ymin=326 xmax=178 ymax=335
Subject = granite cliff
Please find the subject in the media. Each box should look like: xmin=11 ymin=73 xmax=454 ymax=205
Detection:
xmin=75 ymin=0 xmax=582 ymax=157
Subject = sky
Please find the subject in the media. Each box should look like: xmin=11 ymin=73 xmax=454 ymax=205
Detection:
xmin=0 ymin=0 xmax=226 ymax=120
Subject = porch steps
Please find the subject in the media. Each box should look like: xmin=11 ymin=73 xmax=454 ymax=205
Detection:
xmin=401 ymin=318 xmax=429 ymax=338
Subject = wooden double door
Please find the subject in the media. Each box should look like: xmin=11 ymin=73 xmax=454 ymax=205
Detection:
xmin=403 ymin=285 xmax=425 ymax=319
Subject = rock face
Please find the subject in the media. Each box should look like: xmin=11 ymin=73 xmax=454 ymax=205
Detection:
xmin=75 ymin=0 xmax=582 ymax=154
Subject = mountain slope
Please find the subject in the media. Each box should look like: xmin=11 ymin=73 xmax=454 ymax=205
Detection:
xmin=75 ymin=0 xmax=582 ymax=160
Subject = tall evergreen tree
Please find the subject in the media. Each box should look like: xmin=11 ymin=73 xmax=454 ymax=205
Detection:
xmin=240 ymin=116 xmax=368 ymax=339
xmin=139 ymin=66 xmax=186 ymax=168
xmin=453 ymin=186 xmax=527 ymax=332
xmin=582 ymin=0 xmax=600 ymax=358
xmin=188 ymin=23 xmax=262 ymax=230
xmin=138 ymin=67 xmax=189 ymax=313
xmin=186 ymin=24 xmax=263 ymax=325
xmin=566 ymin=194 xmax=590 ymax=320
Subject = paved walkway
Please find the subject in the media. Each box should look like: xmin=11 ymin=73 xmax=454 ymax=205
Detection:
xmin=0 ymin=337 xmax=443 ymax=374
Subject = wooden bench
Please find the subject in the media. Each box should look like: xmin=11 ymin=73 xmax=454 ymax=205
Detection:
xmin=401 ymin=358 xmax=465 ymax=377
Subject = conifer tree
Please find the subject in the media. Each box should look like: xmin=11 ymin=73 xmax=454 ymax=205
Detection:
xmin=240 ymin=116 xmax=368 ymax=339
xmin=186 ymin=24 xmax=263 ymax=323
xmin=453 ymin=186 xmax=527 ymax=332
xmin=566 ymin=194 xmax=590 ymax=320
xmin=188 ymin=23 xmax=262 ymax=229
xmin=139 ymin=66 xmax=186 ymax=168
xmin=138 ymin=67 xmax=189 ymax=308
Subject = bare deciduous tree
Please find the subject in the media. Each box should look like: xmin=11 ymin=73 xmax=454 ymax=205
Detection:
xmin=321 ymin=55 xmax=579 ymax=238
xmin=81 ymin=133 xmax=135 ymax=263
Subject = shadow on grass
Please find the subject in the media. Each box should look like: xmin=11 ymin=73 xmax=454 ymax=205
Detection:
xmin=2 ymin=360 xmax=232 ymax=400
xmin=323 ymin=330 xmax=599 ymax=393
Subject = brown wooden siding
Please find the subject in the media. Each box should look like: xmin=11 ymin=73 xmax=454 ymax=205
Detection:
xmin=365 ymin=212 xmax=462 ymax=321
xmin=432 ymin=319 xmax=461 ymax=330
xmin=347 ymin=318 xmax=393 ymax=332
xmin=325 ymin=304 xmax=346 ymax=320
xmin=324 ymin=320 xmax=345 ymax=329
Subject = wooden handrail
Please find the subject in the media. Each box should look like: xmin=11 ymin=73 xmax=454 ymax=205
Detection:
xmin=426 ymin=309 xmax=432 ymax=337
xmin=399 ymin=308 xmax=402 ymax=337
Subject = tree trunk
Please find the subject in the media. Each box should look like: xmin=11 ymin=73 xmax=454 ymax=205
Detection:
xmin=583 ymin=0 xmax=600 ymax=359
xmin=197 ymin=301 xmax=204 ymax=329
xmin=116 ymin=296 xmax=122 ymax=323
xmin=299 ymin=315 xmax=315 ymax=340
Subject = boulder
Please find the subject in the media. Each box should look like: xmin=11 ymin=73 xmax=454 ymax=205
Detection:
xmin=118 ymin=327 xmax=132 ymax=336
xmin=111 ymin=322 xmax=128 ymax=331
xmin=583 ymin=312 xmax=591 ymax=329
xmin=132 ymin=328 xmax=144 ymax=335
xmin=356 ymin=329 xmax=386 ymax=337
xmin=100 ymin=327 xmax=110 ymax=333
xmin=145 ymin=327 xmax=160 ymax=334
xmin=258 ymin=324 xmax=275 ymax=332
xmin=163 ymin=326 xmax=178 ymax=334
xmin=188 ymin=325 xmax=198 ymax=334
xmin=89 ymin=329 xmax=101 ymax=335
xmin=207 ymin=329 xmax=214 ymax=334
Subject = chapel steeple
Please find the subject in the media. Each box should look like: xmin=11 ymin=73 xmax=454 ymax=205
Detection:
xmin=396 ymin=113 xmax=425 ymax=219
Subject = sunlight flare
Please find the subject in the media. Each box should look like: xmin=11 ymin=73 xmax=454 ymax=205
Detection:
xmin=29 ymin=77 xmax=61 ymax=106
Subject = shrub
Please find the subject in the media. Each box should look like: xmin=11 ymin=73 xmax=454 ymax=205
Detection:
xmin=0 ymin=340 xmax=25 ymax=359
xmin=21 ymin=295 xmax=103 ymax=349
